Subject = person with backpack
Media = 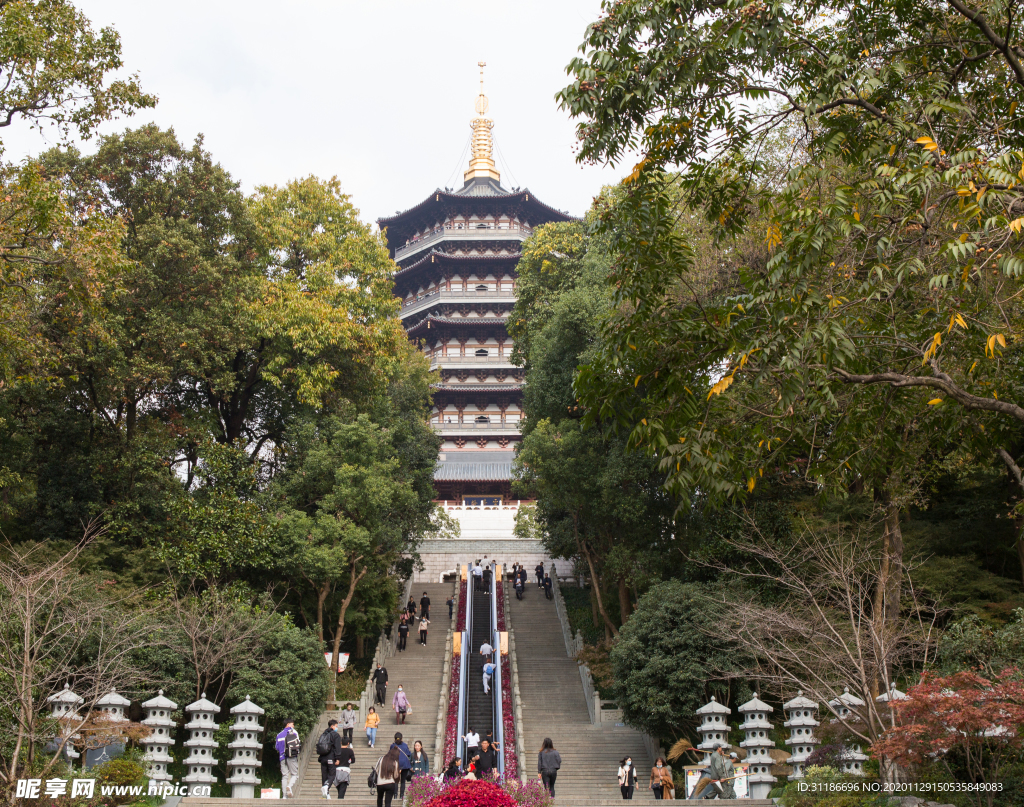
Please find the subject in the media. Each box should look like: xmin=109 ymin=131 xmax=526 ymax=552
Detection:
xmin=392 ymin=685 xmax=410 ymax=724
xmin=389 ymin=732 xmax=412 ymax=799
xmin=317 ymin=719 xmax=343 ymax=799
xmin=335 ymin=737 xmax=355 ymax=799
xmin=364 ymin=706 xmax=379 ymax=748
xmin=537 ymin=738 xmax=561 ymax=797
xmin=275 ymin=718 xmax=302 ymax=798
xmin=372 ymin=663 xmax=388 ymax=706
xmin=339 ymin=703 xmax=356 ymax=745
xmin=482 ymin=660 xmax=496 ymax=694
xmin=372 ymin=746 xmax=400 ymax=807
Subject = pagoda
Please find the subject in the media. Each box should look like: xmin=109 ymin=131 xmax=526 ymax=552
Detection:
xmin=378 ymin=65 xmax=572 ymax=504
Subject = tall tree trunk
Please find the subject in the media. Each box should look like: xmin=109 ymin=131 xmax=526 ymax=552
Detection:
xmin=356 ymin=634 xmax=365 ymax=659
xmin=329 ymin=557 xmax=367 ymax=701
xmin=997 ymin=448 xmax=1024 ymax=585
xmin=576 ymin=529 xmax=618 ymax=638
xmin=617 ymin=576 xmax=632 ymax=625
xmin=590 ymin=585 xmax=600 ymax=629
xmin=316 ymin=582 xmax=330 ymax=645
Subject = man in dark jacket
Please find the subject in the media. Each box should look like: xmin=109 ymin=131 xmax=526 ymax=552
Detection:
xmin=397 ymin=618 xmax=409 ymax=652
xmin=372 ymin=663 xmax=388 ymax=706
xmin=390 ymin=732 xmax=412 ymax=798
xmin=482 ymin=565 xmax=492 ymax=593
xmin=318 ymin=719 xmax=343 ymax=799
xmin=535 ymin=562 xmax=545 ymax=587
xmin=420 ymin=591 xmax=431 ymax=619
xmin=543 ymin=574 xmax=553 ymax=600
xmin=475 ymin=738 xmax=498 ymax=779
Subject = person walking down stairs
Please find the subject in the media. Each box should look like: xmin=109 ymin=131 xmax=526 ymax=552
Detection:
xmin=390 ymin=732 xmax=412 ymax=799
xmin=618 ymin=756 xmax=638 ymax=799
xmin=365 ymin=706 xmax=380 ymax=748
xmin=397 ymin=616 xmax=409 ymax=652
xmin=418 ymin=615 xmax=430 ymax=645
xmin=392 ymin=685 xmax=410 ymax=724
xmin=339 ymin=703 xmax=356 ymax=745
xmin=372 ymin=663 xmax=388 ymax=706
xmin=650 ymin=757 xmax=675 ymax=800
xmin=537 ymin=738 xmax=561 ymax=797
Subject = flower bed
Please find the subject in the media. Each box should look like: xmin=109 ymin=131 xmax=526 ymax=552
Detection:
xmin=500 ymin=655 xmax=516 ymax=778
xmin=457 ymin=579 xmax=467 ymax=630
xmin=443 ymin=651 xmax=462 ymax=766
xmin=407 ymin=778 xmax=553 ymax=807
xmin=495 ymin=581 xmax=506 ymax=630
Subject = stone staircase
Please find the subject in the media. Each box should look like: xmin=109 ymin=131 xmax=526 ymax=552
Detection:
xmin=508 ymin=583 xmax=660 ymax=804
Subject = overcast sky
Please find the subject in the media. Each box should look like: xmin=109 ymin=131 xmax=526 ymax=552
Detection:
xmin=4 ymin=0 xmax=627 ymax=226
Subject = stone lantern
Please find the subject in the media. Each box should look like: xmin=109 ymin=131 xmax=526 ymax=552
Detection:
xmin=695 ymin=695 xmax=732 ymax=764
xmin=738 ymin=693 xmax=776 ymax=799
xmin=86 ymin=689 xmax=132 ymax=768
xmin=183 ymin=693 xmax=220 ymax=786
xmin=827 ymin=687 xmax=868 ymax=776
xmin=226 ymin=696 xmax=264 ymax=798
xmin=875 ymin=682 xmax=907 ymax=704
xmin=46 ymin=683 xmax=83 ymax=761
xmin=141 ymin=690 xmax=178 ymax=783
xmin=783 ymin=691 xmax=820 ymax=779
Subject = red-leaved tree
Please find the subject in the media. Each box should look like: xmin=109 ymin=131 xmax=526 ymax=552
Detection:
xmin=872 ymin=669 xmax=1024 ymax=806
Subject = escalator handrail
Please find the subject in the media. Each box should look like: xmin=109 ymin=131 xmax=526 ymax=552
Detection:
xmin=490 ymin=563 xmax=505 ymax=777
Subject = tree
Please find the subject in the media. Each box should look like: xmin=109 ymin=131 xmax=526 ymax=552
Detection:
xmin=559 ymin=0 xmax=1024 ymax=592
xmin=271 ymin=397 xmax=443 ymax=697
xmin=0 ymin=530 xmax=154 ymax=788
xmin=872 ymin=669 xmax=1024 ymax=806
xmin=708 ymin=512 xmax=938 ymax=769
xmin=610 ymin=579 xmax=742 ymax=739
xmin=0 ymin=0 xmax=154 ymax=145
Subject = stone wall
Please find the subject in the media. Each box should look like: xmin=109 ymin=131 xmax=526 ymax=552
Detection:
xmin=411 ymin=539 xmax=572 ymax=583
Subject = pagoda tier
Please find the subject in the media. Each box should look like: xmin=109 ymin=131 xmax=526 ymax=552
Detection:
xmin=378 ymin=78 xmax=571 ymax=499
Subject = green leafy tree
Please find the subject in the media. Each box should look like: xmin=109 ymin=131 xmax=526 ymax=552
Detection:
xmin=558 ymin=0 xmax=1024 ymax=599
xmin=610 ymin=580 xmax=743 ymax=739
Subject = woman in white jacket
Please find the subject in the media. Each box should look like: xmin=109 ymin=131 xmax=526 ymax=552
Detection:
xmin=618 ymin=756 xmax=638 ymax=800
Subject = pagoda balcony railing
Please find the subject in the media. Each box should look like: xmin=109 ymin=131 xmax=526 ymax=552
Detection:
xmin=432 ymin=422 xmax=522 ymax=433
xmin=400 ymin=288 xmax=517 ymax=319
xmin=395 ymin=225 xmax=531 ymax=262
xmin=428 ymin=354 xmax=516 ymax=368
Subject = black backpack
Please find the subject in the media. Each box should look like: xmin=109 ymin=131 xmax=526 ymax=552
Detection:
xmin=316 ymin=729 xmax=334 ymax=756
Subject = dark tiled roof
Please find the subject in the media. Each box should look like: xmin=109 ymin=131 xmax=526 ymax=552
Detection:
xmin=434 ymin=461 xmax=513 ymax=481
xmin=406 ymin=315 xmax=509 ymax=336
xmin=394 ymin=250 xmax=520 ymax=281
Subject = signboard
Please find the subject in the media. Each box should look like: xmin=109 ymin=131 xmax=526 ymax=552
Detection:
xmin=324 ymin=652 xmax=350 ymax=673
xmin=261 ymin=788 xmax=281 ymax=799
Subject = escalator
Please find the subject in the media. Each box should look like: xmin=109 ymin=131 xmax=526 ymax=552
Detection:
xmin=465 ymin=587 xmax=494 ymax=741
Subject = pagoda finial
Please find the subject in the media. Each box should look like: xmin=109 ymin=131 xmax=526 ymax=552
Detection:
xmin=465 ymin=61 xmax=500 ymax=184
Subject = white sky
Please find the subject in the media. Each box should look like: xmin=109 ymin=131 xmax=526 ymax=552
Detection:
xmin=4 ymin=0 xmax=628 ymax=226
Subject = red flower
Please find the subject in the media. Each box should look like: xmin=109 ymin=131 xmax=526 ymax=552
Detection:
xmin=425 ymin=780 xmax=516 ymax=807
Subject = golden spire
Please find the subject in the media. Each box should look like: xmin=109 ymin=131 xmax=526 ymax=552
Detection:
xmin=465 ymin=61 xmax=500 ymax=183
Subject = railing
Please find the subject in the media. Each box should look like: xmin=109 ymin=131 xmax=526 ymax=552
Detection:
xmin=457 ymin=568 xmax=473 ymax=762
xmin=433 ymin=422 xmax=522 ymax=432
xmin=401 ymin=289 xmax=517 ymax=318
xmin=395 ymin=225 xmax=531 ymax=261
xmin=551 ymin=575 xmax=597 ymax=724
xmin=433 ymin=578 xmax=458 ymax=773
xmin=504 ymin=582 xmax=527 ymax=782
xmin=490 ymin=563 xmax=505 ymax=778
xmin=428 ymin=355 xmax=516 ymax=367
